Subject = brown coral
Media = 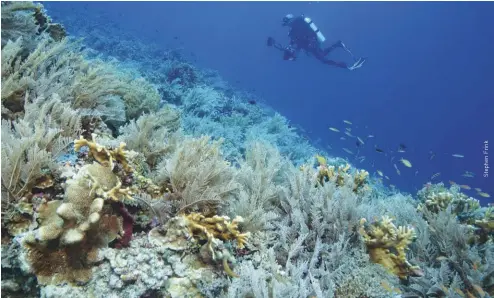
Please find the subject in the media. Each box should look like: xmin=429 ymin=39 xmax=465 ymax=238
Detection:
xmin=22 ymin=162 xmax=130 ymax=284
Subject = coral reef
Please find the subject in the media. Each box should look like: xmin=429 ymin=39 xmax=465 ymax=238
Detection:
xmin=2 ymin=3 xmax=492 ymax=298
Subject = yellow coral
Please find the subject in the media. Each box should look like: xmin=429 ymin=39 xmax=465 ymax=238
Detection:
xmin=74 ymin=134 xmax=134 ymax=173
xmin=185 ymin=212 xmax=250 ymax=252
xmin=74 ymin=134 xmax=113 ymax=167
xmin=313 ymin=160 xmax=368 ymax=192
xmin=359 ymin=216 xmax=422 ymax=279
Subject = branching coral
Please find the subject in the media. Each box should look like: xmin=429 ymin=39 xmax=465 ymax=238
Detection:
xmin=149 ymin=212 xmax=250 ymax=278
xmin=417 ymin=183 xmax=480 ymax=216
xmin=74 ymin=134 xmax=134 ymax=174
xmin=313 ymin=155 xmax=369 ymax=193
xmin=359 ymin=216 xmax=423 ymax=279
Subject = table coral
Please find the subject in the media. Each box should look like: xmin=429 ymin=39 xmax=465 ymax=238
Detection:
xmin=359 ymin=216 xmax=423 ymax=279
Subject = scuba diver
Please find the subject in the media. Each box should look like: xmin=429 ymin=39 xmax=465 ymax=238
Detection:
xmin=267 ymin=14 xmax=366 ymax=70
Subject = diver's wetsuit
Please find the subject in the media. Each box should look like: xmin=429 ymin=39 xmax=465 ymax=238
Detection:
xmin=268 ymin=15 xmax=365 ymax=70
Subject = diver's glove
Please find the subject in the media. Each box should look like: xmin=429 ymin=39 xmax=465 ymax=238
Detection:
xmin=348 ymin=57 xmax=366 ymax=70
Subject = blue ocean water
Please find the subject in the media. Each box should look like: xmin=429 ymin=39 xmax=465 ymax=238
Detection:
xmin=43 ymin=1 xmax=494 ymax=205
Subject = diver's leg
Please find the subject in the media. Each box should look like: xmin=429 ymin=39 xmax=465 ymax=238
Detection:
xmin=322 ymin=40 xmax=356 ymax=60
xmin=322 ymin=59 xmax=348 ymax=69
xmin=312 ymin=49 xmax=348 ymax=68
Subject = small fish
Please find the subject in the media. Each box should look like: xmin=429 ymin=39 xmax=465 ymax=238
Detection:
xmin=390 ymin=156 xmax=395 ymax=162
xmin=329 ymin=127 xmax=340 ymax=132
xmin=459 ymin=184 xmax=471 ymax=190
xmin=394 ymin=164 xmax=401 ymax=176
xmin=415 ymin=170 xmax=419 ymax=176
xmin=342 ymin=148 xmax=353 ymax=155
xmin=385 ymin=175 xmax=390 ymax=180
xmin=375 ymin=146 xmax=384 ymax=153
xmin=452 ymin=154 xmax=464 ymax=158
xmin=397 ymin=148 xmax=406 ymax=153
xmin=377 ymin=170 xmax=383 ymax=177
xmin=343 ymin=120 xmax=352 ymax=125
xmin=478 ymin=192 xmax=490 ymax=198
xmin=367 ymin=134 xmax=375 ymax=138
xmin=400 ymin=158 xmax=412 ymax=168
xmin=449 ymin=180 xmax=456 ymax=185
xmin=357 ymin=136 xmax=365 ymax=145
xmin=315 ymin=154 xmax=327 ymax=166
xmin=430 ymin=172 xmax=441 ymax=180
xmin=345 ymin=127 xmax=352 ymax=132
xmin=429 ymin=150 xmax=436 ymax=160
xmin=344 ymin=131 xmax=354 ymax=138
xmin=462 ymin=171 xmax=475 ymax=178
xmin=474 ymin=188 xmax=482 ymax=192
xmin=340 ymin=137 xmax=346 ymax=140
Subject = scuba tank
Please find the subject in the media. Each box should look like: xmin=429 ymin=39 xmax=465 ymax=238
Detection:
xmin=303 ymin=17 xmax=325 ymax=43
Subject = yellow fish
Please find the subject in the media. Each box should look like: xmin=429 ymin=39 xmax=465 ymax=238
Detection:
xmin=315 ymin=155 xmax=327 ymax=166
xmin=400 ymin=158 xmax=412 ymax=168
xmin=459 ymin=184 xmax=471 ymax=190
xmin=329 ymin=127 xmax=340 ymax=132
xmin=377 ymin=170 xmax=383 ymax=177
xmin=343 ymin=120 xmax=352 ymax=125
xmin=478 ymin=192 xmax=490 ymax=198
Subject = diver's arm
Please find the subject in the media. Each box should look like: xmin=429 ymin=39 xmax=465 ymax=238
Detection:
xmin=267 ymin=37 xmax=287 ymax=51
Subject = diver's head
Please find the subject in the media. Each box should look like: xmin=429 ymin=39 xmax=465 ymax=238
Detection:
xmin=282 ymin=14 xmax=294 ymax=26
